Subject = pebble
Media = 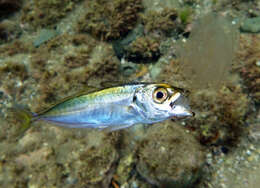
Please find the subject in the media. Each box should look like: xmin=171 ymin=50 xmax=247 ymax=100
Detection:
xmin=256 ymin=60 xmax=260 ymax=67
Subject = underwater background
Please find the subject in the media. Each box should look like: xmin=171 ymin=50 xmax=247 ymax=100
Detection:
xmin=0 ymin=0 xmax=260 ymax=187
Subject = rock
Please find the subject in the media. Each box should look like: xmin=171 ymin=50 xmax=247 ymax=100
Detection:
xmin=240 ymin=17 xmax=260 ymax=33
xmin=33 ymin=29 xmax=60 ymax=48
xmin=78 ymin=0 xmax=143 ymax=41
xmin=55 ymin=132 xmax=119 ymax=187
xmin=124 ymin=36 xmax=161 ymax=63
xmin=119 ymin=59 xmax=140 ymax=76
xmin=137 ymin=122 xmax=205 ymax=187
xmin=15 ymin=146 xmax=53 ymax=167
xmin=115 ymin=154 xmax=136 ymax=184
xmin=0 ymin=20 xmax=22 ymax=44
xmin=112 ymin=24 xmax=144 ymax=60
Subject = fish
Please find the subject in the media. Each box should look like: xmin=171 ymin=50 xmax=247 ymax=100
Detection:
xmin=13 ymin=83 xmax=194 ymax=134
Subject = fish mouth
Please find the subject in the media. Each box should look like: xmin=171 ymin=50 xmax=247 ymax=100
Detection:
xmin=172 ymin=105 xmax=194 ymax=117
xmin=169 ymin=93 xmax=194 ymax=117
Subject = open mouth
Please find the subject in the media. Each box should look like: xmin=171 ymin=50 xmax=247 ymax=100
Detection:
xmin=169 ymin=94 xmax=195 ymax=117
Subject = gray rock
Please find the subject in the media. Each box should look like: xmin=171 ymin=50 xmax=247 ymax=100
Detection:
xmin=137 ymin=122 xmax=205 ymax=187
xmin=33 ymin=29 xmax=60 ymax=47
xmin=120 ymin=60 xmax=140 ymax=76
xmin=240 ymin=17 xmax=260 ymax=33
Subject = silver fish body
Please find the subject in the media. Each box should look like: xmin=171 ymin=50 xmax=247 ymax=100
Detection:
xmin=34 ymin=83 xmax=193 ymax=130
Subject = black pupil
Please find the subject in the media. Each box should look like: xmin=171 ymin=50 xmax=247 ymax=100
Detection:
xmin=156 ymin=91 xmax=164 ymax=99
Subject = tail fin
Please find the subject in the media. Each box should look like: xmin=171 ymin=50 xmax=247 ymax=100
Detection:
xmin=9 ymin=106 xmax=36 ymax=139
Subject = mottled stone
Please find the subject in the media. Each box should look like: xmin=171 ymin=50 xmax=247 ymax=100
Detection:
xmin=137 ymin=122 xmax=205 ymax=187
xmin=241 ymin=17 xmax=260 ymax=33
xmin=0 ymin=20 xmax=22 ymax=44
xmin=33 ymin=29 xmax=60 ymax=47
xmin=116 ymin=154 xmax=136 ymax=184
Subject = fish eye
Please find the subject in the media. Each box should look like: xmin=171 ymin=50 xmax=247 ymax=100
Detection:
xmin=153 ymin=88 xmax=168 ymax=103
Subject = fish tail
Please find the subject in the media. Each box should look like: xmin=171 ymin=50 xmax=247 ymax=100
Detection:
xmin=9 ymin=106 xmax=37 ymax=138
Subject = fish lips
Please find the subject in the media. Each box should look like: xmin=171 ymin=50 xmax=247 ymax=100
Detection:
xmin=171 ymin=104 xmax=194 ymax=117
xmin=169 ymin=93 xmax=194 ymax=118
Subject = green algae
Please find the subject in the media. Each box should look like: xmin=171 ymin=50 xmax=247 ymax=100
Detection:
xmin=179 ymin=7 xmax=193 ymax=24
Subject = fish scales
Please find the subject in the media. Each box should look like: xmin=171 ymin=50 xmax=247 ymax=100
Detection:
xmin=37 ymin=85 xmax=139 ymax=128
xmin=42 ymin=86 xmax=131 ymax=115
xmin=15 ymin=83 xmax=194 ymax=132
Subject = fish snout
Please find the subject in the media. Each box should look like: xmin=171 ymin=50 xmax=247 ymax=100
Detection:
xmin=169 ymin=93 xmax=194 ymax=118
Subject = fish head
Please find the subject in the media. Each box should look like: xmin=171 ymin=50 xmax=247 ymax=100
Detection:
xmin=134 ymin=84 xmax=194 ymax=121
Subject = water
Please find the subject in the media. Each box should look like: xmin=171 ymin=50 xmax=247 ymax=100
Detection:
xmin=0 ymin=0 xmax=259 ymax=187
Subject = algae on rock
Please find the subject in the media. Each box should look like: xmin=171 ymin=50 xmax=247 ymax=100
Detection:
xmin=137 ymin=122 xmax=205 ymax=187
xmin=78 ymin=0 xmax=143 ymax=41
